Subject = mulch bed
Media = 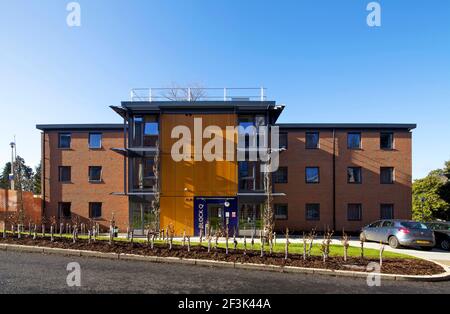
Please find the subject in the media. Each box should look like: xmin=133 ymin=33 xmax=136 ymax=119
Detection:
xmin=0 ymin=236 xmax=445 ymax=276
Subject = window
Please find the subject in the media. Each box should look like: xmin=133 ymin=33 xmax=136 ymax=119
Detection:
xmin=347 ymin=204 xmax=362 ymax=221
xmin=380 ymin=204 xmax=394 ymax=220
xmin=89 ymin=166 xmax=102 ymax=182
xmin=306 ymin=132 xmax=319 ymax=149
xmin=279 ymin=133 xmax=288 ymax=149
xmin=239 ymin=204 xmax=262 ymax=231
xmin=58 ymin=166 xmax=71 ymax=182
xmin=89 ymin=202 xmax=102 ymax=219
xmin=380 ymin=167 xmax=394 ymax=184
xmin=89 ymin=133 xmax=102 ymax=149
xmin=368 ymin=221 xmax=382 ymax=228
xmin=238 ymin=115 xmax=266 ymax=149
xmin=382 ymin=220 xmax=395 ymax=227
xmin=306 ymin=204 xmax=320 ymax=221
xmin=273 ymin=167 xmax=288 ymax=184
xmin=275 ymin=204 xmax=288 ymax=220
xmin=305 ymin=167 xmax=320 ymax=184
xmin=132 ymin=115 xmax=159 ymax=147
xmin=380 ymin=132 xmax=394 ymax=150
xmin=347 ymin=132 xmax=361 ymax=149
xmin=58 ymin=133 xmax=71 ymax=149
xmin=132 ymin=157 xmax=156 ymax=191
xmin=347 ymin=167 xmax=362 ymax=184
xmin=238 ymin=161 xmax=263 ymax=191
xmin=58 ymin=202 xmax=72 ymax=219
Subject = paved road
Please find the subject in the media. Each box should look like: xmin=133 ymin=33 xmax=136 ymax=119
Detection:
xmin=0 ymin=251 xmax=449 ymax=294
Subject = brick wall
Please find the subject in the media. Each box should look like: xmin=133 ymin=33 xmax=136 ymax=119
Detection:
xmin=42 ymin=130 xmax=128 ymax=231
xmin=274 ymin=128 xmax=412 ymax=233
xmin=0 ymin=189 xmax=42 ymax=225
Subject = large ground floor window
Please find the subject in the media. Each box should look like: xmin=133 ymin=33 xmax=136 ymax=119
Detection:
xmin=129 ymin=196 xmax=158 ymax=234
xmin=238 ymin=203 xmax=263 ymax=235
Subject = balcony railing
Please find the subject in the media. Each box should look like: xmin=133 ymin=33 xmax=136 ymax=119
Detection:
xmin=130 ymin=87 xmax=267 ymax=102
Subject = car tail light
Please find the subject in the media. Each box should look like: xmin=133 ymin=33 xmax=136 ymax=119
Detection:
xmin=398 ymin=228 xmax=410 ymax=234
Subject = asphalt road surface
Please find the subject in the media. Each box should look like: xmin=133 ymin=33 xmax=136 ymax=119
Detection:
xmin=0 ymin=251 xmax=449 ymax=294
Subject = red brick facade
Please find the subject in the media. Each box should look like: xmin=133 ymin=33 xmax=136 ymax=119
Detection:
xmin=42 ymin=130 xmax=128 ymax=230
xmin=38 ymin=123 xmax=413 ymax=234
xmin=274 ymin=128 xmax=412 ymax=232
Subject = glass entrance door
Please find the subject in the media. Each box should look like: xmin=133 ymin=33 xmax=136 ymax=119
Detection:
xmin=208 ymin=204 xmax=225 ymax=234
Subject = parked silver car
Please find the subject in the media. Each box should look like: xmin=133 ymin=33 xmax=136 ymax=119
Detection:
xmin=360 ymin=220 xmax=435 ymax=250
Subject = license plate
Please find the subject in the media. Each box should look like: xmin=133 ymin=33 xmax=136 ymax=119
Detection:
xmin=416 ymin=240 xmax=430 ymax=244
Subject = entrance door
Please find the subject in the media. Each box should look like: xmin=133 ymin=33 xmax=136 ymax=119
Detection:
xmin=208 ymin=204 xmax=225 ymax=234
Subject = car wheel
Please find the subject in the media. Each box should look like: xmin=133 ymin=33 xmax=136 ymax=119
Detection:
xmin=420 ymin=246 xmax=433 ymax=251
xmin=388 ymin=236 xmax=400 ymax=249
xmin=440 ymin=239 xmax=450 ymax=251
xmin=360 ymin=232 xmax=367 ymax=242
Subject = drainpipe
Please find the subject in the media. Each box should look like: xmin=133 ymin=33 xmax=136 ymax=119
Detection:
xmin=332 ymin=128 xmax=336 ymax=231
xmin=42 ymin=131 xmax=46 ymax=217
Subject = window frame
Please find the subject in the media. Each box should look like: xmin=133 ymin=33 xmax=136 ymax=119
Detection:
xmin=347 ymin=203 xmax=362 ymax=221
xmin=380 ymin=167 xmax=395 ymax=184
xmin=273 ymin=167 xmax=288 ymax=184
xmin=380 ymin=132 xmax=394 ymax=150
xmin=89 ymin=133 xmax=103 ymax=149
xmin=380 ymin=204 xmax=394 ymax=220
xmin=58 ymin=133 xmax=71 ymax=149
xmin=58 ymin=202 xmax=72 ymax=219
xmin=88 ymin=166 xmax=103 ymax=183
xmin=305 ymin=167 xmax=320 ymax=184
xmin=347 ymin=167 xmax=363 ymax=184
xmin=347 ymin=132 xmax=362 ymax=150
xmin=89 ymin=202 xmax=103 ymax=219
xmin=305 ymin=203 xmax=320 ymax=221
xmin=274 ymin=204 xmax=288 ymax=220
xmin=58 ymin=166 xmax=71 ymax=183
xmin=279 ymin=132 xmax=288 ymax=150
xmin=305 ymin=132 xmax=320 ymax=150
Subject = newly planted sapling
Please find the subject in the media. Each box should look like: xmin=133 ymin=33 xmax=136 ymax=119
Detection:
xmin=33 ymin=224 xmax=37 ymax=240
xmin=243 ymin=236 xmax=247 ymax=256
xmin=341 ymin=230 xmax=350 ymax=262
xmin=285 ymin=228 xmax=290 ymax=260
xmin=360 ymin=238 xmax=365 ymax=260
xmin=302 ymin=232 xmax=307 ymax=260
xmin=187 ymin=236 xmax=191 ymax=252
xmin=168 ymin=223 xmax=175 ymax=250
xmin=233 ymin=227 xmax=238 ymax=252
xmin=307 ymin=229 xmax=316 ymax=257
xmin=380 ymin=241 xmax=386 ymax=269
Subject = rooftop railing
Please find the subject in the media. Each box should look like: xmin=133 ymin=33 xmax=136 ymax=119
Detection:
xmin=129 ymin=87 xmax=267 ymax=102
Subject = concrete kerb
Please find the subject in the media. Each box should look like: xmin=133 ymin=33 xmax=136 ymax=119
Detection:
xmin=1 ymin=243 xmax=449 ymax=282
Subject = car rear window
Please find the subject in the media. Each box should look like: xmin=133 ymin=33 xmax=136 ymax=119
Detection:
xmin=401 ymin=222 xmax=428 ymax=230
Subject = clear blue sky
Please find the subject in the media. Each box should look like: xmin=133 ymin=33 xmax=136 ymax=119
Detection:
xmin=0 ymin=0 xmax=449 ymax=179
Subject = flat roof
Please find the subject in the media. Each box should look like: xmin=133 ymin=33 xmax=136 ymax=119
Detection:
xmin=277 ymin=123 xmax=417 ymax=131
xmin=36 ymin=124 xmax=124 ymax=131
xmin=116 ymin=100 xmax=285 ymax=122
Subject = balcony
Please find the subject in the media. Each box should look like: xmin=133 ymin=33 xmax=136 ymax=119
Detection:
xmin=129 ymin=87 xmax=267 ymax=102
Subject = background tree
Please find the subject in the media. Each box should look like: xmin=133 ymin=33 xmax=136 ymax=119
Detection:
xmin=0 ymin=162 xmax=12 ymax=190
xmin=412 ymin=167 xmax=449 ymax=221
xmin=0 ymin=158 xmax=34 ymax=192
xmin=33 ymin=162 xmax=42 ymax=195
xmin=438 ymin=161 xmax=450 ymax=209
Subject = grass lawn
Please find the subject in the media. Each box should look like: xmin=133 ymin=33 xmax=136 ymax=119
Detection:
xmin=4 ymin=231 xmax=412 ymax=259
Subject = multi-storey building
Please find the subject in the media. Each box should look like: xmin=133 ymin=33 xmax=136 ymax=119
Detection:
xmin=37 ymin=88 xmax=415 ymax=235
